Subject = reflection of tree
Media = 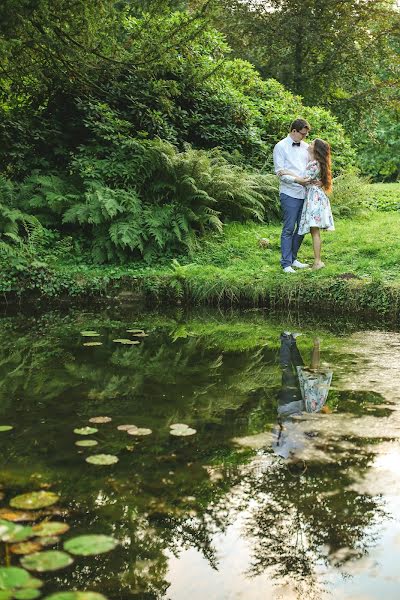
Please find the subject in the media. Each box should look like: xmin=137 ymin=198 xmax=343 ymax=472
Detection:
xmin=0 ymin=308 xmax=393 ymax=599
xmin=238 ymin=447 xmax=386 ymax=600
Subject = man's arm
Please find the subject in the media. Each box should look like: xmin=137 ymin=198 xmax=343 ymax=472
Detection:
xmin=273 ymin=144 xmax=285 ymax=176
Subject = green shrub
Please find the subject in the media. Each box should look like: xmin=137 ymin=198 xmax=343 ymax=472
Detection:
xmin=18 ymin=132 xmax=279 ymax=263
xmin=330 ymin=172 xmax=373 ymax=218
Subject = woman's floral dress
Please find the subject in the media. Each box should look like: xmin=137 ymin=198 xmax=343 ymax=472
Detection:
xmin=296 ymin=366 xmax=333 ymax=413
xmin=298 ymin=160 xmax=335 ymax=235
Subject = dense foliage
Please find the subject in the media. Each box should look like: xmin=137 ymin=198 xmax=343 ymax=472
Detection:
xmin=212 ymin=0 xmax=400 ymax=180
xmin=0 ymin=0 xmax=397 ymax=276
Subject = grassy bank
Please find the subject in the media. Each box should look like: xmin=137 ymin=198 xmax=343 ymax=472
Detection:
xmin=2 ymin=186 xmax=400 ymax=320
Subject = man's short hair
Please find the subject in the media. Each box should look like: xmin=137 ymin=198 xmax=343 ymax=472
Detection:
xmin=290 ymin=118 xmax=311 ymax=132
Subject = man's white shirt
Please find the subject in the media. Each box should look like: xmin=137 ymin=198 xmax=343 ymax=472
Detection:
xmin=273 ymin=135 xmax=309 ymax=199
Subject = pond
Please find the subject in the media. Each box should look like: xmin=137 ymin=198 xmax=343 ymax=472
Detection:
xmin=1 ymin=305 xmax=400 ymax=600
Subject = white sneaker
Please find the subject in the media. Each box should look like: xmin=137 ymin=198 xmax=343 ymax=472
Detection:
xmin=292 ymin=260 xmax=310 ymax=269
xmin=283 ymin=266 xmax=296 ymax=273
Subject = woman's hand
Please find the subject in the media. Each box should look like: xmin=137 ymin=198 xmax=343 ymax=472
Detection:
xmin=295 ymin=176 xmax=312 ymax=186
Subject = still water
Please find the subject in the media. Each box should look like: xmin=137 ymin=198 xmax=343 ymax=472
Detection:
xmin=1 ymin=306 xmax=400 ymax=599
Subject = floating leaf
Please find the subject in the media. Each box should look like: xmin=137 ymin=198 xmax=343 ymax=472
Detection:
xmin=85 ymin=455 xmax=118 ymax=466
xmin=0 ymin=509 xmax=34 ymax=523
xmin=128 ymin=332 xmax=148 ymax=337
xmin=83 ymin=342 xmax=102 ymax=347
xmin=126 ymin=329 xmax=144 ymax=333
xmin=112 ymin=339 xmax=139 ymax=345
xmin=37 ymin=536 xmax=59 ymax=547
xmin=14 ymin=590 xmax=41 ymax=600
xmin=21 ymin=551 xmax=73 ymax=572
xmin=32 ymin=521 xmax=69 ymax=537
xmin=117 ymin=424 xmax=137 ymax=431
xmin=88 ymin=417 xmax=111 ymax=424
xmin=170 ymin=427 xmax=196 ymax=437
xmin=10 ymin=492 xmax=60 ymax=510
xmin=75 ymin=440 xmax=98 ymax=447
xmin=64 ymin=534 xmax=118 ymax=556
xmin=127 ymin=428 xmax=152 ymax=436
xmin=73 ymin=427 xmax=98 ymax=436
xmin=43 ymin=593 xmax=107 ymax=600
xmin=80 ymin=332 xmax=100 ymax=337
xmin=0 ymin=426 xmax=13 ymax=432
xmin=10 ymin=542 xmax=43 ymax=556
xmin=0 ymin=521 xmax=34 ymax=543
xmin=0 ymin=567 xmax=31 ymax=590
xmin=169 ymin=424 xmax=189 ymax=430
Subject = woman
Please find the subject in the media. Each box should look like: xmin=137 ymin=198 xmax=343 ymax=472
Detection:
xmin=280 ymin=138 xmax=334 ymax=270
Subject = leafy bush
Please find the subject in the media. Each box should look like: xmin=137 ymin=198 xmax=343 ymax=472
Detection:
xmin=19 ymin=131 xmax=279 ymax=263
xmin=0 ymin=175 xmax=44 ymax=265
xmin=330 ymin=173 xmax=373 ymax=218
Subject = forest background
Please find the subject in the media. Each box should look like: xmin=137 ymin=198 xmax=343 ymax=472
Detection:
xmin=0 ymin=0 xmax=399 ymax=303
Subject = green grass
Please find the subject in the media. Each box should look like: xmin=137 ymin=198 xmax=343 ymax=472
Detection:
xmin=368 ymin=182 xmax=400 ymax=211
xmin=3 ymin=207 xmax=400 ymax=319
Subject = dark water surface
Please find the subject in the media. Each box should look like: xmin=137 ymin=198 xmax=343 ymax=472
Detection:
xmin=1 ymin=305 xmax=400 ymax=599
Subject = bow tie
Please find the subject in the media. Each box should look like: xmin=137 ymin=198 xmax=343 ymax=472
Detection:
xmin=292 ymin=142 xmax=301 ymax=147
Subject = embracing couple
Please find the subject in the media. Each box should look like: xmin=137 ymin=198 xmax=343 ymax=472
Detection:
xmin=273 ymin=118 xmax=334 ymax=273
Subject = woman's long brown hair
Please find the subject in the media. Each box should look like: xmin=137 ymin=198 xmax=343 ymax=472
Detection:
xmin=313 ymin=138 xmax=332 ymax=193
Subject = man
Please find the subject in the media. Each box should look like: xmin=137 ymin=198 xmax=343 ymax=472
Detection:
xmin=273 ymin=118 xmax=311 ymax=273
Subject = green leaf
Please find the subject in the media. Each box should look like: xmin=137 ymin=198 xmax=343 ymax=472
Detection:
xmin=85 ymin=455 xmax=118 ymax=466
xmin=10 ymin=492 xmax=60 ymax=510
xmin=0 ymin=426 xmax=13 ymax=432
xmin=32 ymin=521 xmax=70 ymax=537
xmin=74 ymin=427 xmax=98 ymax=436
xmin=64 ymin=534 xmax=118 ymax=556
xmin=14 ymin=589 xmax=41 ymax=599
xmin=21 ymin=551 xmax=73 ymax=572
xmin=0 ymin=567 xmax=30 ymax=590
xmin=75 ymin=440 xmax=98 ymax=447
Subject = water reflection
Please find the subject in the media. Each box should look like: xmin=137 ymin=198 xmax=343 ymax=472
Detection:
xmin=273 ymin=333 xmax=333 ymax=460
xmin=0 ymin=308 xmax=399 ymax=599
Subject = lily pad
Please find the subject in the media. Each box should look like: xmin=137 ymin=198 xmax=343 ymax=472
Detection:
xmin=170 ymin=423 xmax=189 ymax=430
xmin=83 ymin=342 xmax=102 ymax=347
xmin=73 ymin=427 xmax=98 ymax=436
xmin=32 ymin=521 xmax=69 ymax=537
xmin=88 ymin=417 xmax=112 ymax=424
xmin=10 ymin=492 xmax=60 ymax=511
xmin=0 ymin=521 xmax=34 ymax=543
xmin=117 ymin=424 xmax=137 ymax=431
xmin=0 ymin=509 xmax=34 ymax=523
xmin=127 ymin=428 xmax=152 ymax=436
xmin=0 ymin=426 xmax=13 ymax=432
xmin=43 ymin=593 xmax=107 ymax=600
xmin=37 ymin=536 xmax=59 ymax=547
xmin=126 ymin=329 xmax=144 ymax=334
xmin=75 ymin=440 xmax=98 ymax=447
xmin=170 ymin=427 xmax=196 ymax=437
xmin=0 ymin=567 xmax=31 ymax=590
xmin=14 ymin=590 xmax=41 ymax=600
xmin=21 ymin=551 xmax=73 ymax=572
xmin=128 ymin=332 xmax=148 ymax=337
xmin=64 ymin=534 xmax=118 ymax=556
xmin=10 ymin=542 xmax=43 ymax=555
xmin=112 ymin=339 xmax=139 ymax=345
xmin=80 ymin=331 xmax=100 ymax=337
xmin=85 ymin=455 xmax=119 ymax=466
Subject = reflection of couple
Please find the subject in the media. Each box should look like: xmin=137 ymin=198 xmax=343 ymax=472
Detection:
xmin=273 ymin=333 xmax=333 ymax=460
xmin=273 ymin=118 xmax=335 ymax=273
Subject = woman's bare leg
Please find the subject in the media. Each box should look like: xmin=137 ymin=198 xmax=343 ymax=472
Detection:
xmin=310 ymin=227 xmax=324 ymax=269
